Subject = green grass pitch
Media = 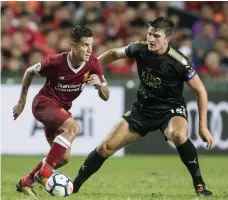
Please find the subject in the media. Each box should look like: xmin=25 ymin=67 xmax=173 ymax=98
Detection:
xmin=1 ymin=155 xmax=228 ymax=200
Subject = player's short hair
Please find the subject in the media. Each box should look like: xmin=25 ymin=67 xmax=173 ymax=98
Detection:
xmin=70 ymin=26 xmax=93 ymax=42
xmin=147 ymin=17 xmax=174 ymax=37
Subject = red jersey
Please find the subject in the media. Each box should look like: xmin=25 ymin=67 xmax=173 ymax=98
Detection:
xmin=34 ymin=52 xmax=107 ymax=110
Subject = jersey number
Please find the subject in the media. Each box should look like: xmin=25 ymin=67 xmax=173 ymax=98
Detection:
xmin=170 ymin=106 xmax=186 ymax=117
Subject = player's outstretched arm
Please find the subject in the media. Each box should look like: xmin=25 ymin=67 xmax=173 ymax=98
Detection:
xmin=186 ymin=75 xmax=214 ymax=148
xmin=98 ymin=47 xmax=128 ymax=66
xmin=13 ymin=66 xmax=37 ymax=120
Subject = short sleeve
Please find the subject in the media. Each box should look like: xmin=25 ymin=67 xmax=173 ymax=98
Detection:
xmin=181 ymin=60 xmax=196 ymax=81
xmin=91 ymin=58 xmax=107 ymax=86
xmin=125 ymin=42 xmax=141 ymax=58
xmin=34 ymin=56 xmax=54 ymax=78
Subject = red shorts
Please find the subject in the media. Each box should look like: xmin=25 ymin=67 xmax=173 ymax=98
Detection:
xmin=32 ymin=95 xmax=72 ymax=142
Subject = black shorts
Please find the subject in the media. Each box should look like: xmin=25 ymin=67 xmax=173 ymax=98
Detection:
xmin=122 ymin=101 xmax=188 ymax=137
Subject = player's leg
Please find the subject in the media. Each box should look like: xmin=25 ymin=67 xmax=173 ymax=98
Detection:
xmin=16 ymin=124 xmax=56 ymax=195
xmin=45 ymin=129 xmax=72 ymax=170
xmin=16 ymin=128 xmax=72 ymax=195
xmin=16 ymin=158 xmax=45 ymax=196
xmin=55 ymin=148 xmax=71 ymax=169
xmin=72 ymin=118 xmax=141 ymax=193
xmin=36 ymin=117 xmax=80 ymax=185
xmin=163 ymin=116 xmax=212 ymax=196
xmin=28 ymin=97 xmax=79 ymax=185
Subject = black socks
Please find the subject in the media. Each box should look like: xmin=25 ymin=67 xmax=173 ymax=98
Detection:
xmin=177 ymin=139 xmax=205 ymax=185
xmin=73 ymin=148 xmax=107 ymax=193
xmin=73 ymin=139 xmax=205 ymax=194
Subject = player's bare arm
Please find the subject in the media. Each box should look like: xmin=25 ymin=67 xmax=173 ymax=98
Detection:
xmin=13 ymin=66 xmax=37 ymax=120
xmin=95 ymin=47 xmax=128 ymax=101
xmin=98 ymin=47 xmax=128 ymax=66
xmin=88 ymin=74 xmax=109 ymax=101
xmin=187 ymin=75 xmax=214 ymax=148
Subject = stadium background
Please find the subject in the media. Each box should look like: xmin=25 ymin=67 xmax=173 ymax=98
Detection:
xmin=1 ymin=1 xmax=228 ymax=155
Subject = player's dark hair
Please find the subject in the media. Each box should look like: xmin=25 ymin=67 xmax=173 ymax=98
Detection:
xmin=70 ymin=26 xmax=93 ymax=42
xmin=147 ymin=17 xmax=174 ymax=37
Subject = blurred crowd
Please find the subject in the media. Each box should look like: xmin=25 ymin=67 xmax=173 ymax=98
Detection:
xmin=1 ymin=1 xmax=228 ymax=83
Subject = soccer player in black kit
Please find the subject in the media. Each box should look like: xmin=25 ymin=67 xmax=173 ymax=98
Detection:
xmin=72 ymin=17 xmax=213 ymax=197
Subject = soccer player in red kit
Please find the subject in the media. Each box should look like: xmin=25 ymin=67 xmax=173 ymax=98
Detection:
xmin=13 ymin=26 xmax=109 ymax=196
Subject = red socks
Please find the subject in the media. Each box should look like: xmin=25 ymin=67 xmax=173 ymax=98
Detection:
xmin=40 ymin=135 xmax=71 ymax=178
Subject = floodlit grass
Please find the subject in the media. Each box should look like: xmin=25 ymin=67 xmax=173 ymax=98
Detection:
xmin=1 ymin=155 xmax=228 ymax=200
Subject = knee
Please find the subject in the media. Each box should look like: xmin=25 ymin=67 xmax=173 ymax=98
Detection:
xmin=166 ymin=128 xmax=188 ymax=146
xmin=97 ymin=143 xmax=116 ymax=158
xmin=70 ymin=123 xmax=80 ymax=135
xmin=66 ymin=123 xmax=80 ymax=140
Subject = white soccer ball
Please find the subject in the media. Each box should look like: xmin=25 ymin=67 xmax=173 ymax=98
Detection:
xmin=45 ymin=173 xmax=74 ymax=197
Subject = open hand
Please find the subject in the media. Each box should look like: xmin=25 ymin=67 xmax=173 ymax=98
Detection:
xmin=13 ymin=101 xmax=25 ymax=120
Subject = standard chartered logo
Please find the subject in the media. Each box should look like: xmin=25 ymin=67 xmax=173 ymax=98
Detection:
xmin=55 ymin=83 xmax=85 ymax=92
xmin=187 ymin=101 xmax=228 ymax=150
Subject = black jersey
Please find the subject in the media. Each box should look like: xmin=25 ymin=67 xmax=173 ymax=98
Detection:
xmin=125 ymin=41 xmax=196 ymax=109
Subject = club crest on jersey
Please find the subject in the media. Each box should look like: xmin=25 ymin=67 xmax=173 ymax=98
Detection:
xmin=83 ymin=71 xmax=90 ymax=82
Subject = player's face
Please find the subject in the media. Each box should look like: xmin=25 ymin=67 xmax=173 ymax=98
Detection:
xmin=71 ymin=37 xmax=94 ymax=61
xmin=147 ymin=27 xmax=171 ymax=53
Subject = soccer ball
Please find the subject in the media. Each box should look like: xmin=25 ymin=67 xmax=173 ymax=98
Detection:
xmin=45 ymin=173 xmax=74 ymax=197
